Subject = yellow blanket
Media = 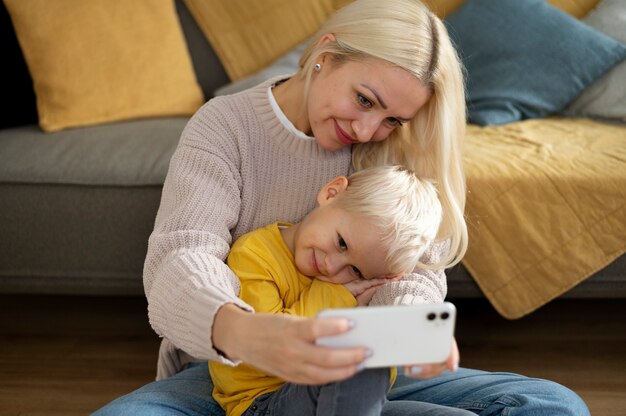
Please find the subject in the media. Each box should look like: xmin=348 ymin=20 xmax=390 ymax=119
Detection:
xmin=462 ymin=117 xmax=626 ymax=319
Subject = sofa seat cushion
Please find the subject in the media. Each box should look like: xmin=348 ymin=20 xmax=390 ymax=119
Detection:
xmin=0 ymin=119 xmax=187 ymax=295
xmin=0 ymin=118 xmax=188 ymax=186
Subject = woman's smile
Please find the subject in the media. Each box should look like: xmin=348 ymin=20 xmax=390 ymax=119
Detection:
xmin=334 ymin=120 xmax=357 ymax=145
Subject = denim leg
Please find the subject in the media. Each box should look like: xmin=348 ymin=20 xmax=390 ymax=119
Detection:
xmin=91 ymin=362 xmax=224 ymax=416
xmin=382 ymin=400 xmax=476 ymax=416
xmin=388 ymin=367 xmax=590 ymax=416
xmin=316 ymin=368 xmax=389 ymax=415
xmin=248 ymin=368 xmax=389 ymax=416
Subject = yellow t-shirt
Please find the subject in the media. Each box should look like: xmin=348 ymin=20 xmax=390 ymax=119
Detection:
xmin=210 ymin=222 xmax=358 ymax=416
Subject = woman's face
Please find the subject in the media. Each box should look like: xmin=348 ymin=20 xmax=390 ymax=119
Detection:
xmin=306 ymin=56 xmax=431 ymax=152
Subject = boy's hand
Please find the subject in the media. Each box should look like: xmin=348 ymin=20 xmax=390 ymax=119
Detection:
xmin=344 ymin=275 xmax=403 ymax=306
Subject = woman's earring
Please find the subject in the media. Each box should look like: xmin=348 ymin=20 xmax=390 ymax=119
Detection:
xmin=314 ymin=63 xmax=322 ymax=72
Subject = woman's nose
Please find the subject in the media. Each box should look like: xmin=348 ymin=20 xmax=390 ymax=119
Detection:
xmin=351 ymin=115 xmax=379 ymax=142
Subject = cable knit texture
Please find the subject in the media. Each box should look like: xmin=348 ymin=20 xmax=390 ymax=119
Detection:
xmin=144 ymin=78 xmax=447 ymax=379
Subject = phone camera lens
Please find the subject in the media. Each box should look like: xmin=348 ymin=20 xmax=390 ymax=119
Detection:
xmin=440 ymin=312 xmax=450 ymax=320
xmin=427 ymin=312 xmax=436 ymax=321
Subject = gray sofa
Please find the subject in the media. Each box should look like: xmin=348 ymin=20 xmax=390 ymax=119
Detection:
xmin=0 ymin=1 xmax=228 ymax=295
xmin=1 ymin=0 xmax=623 ymax=304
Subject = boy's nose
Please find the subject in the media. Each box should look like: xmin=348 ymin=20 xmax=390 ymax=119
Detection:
xmin=324 ymin=254 xmax=345 ymax=276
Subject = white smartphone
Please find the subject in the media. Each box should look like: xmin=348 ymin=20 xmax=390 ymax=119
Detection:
xmin=316 ymin=302 xmax=456 ymax=368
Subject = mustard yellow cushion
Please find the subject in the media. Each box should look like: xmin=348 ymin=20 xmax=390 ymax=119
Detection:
xmin=548 ymin=0 xmax=600 ymax=18
xmin=183 ymin=0 xmax=335 ymax=81
xmin=424 ymin=0 xmax=599 ymax=17
xmin=5 ymin=0 xmax=204 ymax=132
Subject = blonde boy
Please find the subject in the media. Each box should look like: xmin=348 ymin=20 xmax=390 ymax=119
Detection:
xmin=210 ymin=165 xmax=443 ymax=416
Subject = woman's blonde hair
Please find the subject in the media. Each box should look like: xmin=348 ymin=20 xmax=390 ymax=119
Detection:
xmin=337 ymin=165 xmax=442 ymax=274
xmin=299 ymin=0 xmax=467 ymax=268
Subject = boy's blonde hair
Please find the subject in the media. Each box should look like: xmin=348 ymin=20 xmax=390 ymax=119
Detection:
xmin=299 ymin=0 xmax=467 ymax=268
xmin=336 ymin=165 xmax=442 ymax=274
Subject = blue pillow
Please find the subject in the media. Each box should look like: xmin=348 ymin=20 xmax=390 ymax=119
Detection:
xmin=444 ymin=0 xmax=626 ymax=126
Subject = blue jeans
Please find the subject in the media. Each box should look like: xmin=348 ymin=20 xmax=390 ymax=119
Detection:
xmin=244 ymin=368 xmax=473 ymax=416
xmin=92 ymin=363 xmax=590 ymax=415
xmin=246 ymin=367 xmax=389 ymax=415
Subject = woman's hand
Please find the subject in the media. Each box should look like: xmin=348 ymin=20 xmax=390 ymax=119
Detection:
xmin=402 ymin=337 xmax=460 ymax=379
xmin=212 ymin=304 xmax=368 ymax=385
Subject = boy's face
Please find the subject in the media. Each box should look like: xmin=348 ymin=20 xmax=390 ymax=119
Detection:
xmin=291 ymin=178 xmax=397 ymax=284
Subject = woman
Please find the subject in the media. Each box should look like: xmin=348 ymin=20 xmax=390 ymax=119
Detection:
xmin=94 ymin=0 xmax=589 ymax=414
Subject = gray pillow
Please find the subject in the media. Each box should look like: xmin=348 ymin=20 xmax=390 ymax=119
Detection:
xmin=214 ymin=41 xmax=307 ymax=96
xmin=564 ymin=0 xmax=626 ymax=122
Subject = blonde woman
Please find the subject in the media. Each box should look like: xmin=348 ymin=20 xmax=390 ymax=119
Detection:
xmin=94 ymin=0 xmax=588 ymax=415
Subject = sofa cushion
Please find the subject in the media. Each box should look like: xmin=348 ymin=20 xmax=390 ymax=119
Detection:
xmin=183 ymin=0 xmax=334 ymax=81
xmin=212 ymin=0 xmax=606 ymax=99
xmin=564 ymin=0 xmax=626 ymax=122
xmin=0 ymin=118 xmax=187 ymax=295
xmin=0 ymin=118 xmax=187 ymax=186
xmin=444 ymin=0 xmax=626 ymax=126
xmin=215 ymin=42 xmax=307 ymax=96
xmin=4 ymin=0 xmax=204 ymax=132
xmin=0 ymin=183 xmax=159 ymax=295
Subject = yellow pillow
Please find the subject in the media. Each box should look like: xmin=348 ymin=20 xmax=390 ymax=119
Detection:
xmin=548 ymin=0 xmax=600 ymax=18
xmin=5 ymin=0 xmax=204 ymax=132
xmin=423 ymin=0 xmax=599 ymax=18
xmin=183 ymin=0 xmax=335 ymax=81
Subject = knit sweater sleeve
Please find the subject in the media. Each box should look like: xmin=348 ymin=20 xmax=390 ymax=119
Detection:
xmin=369 ymin=240 xmax=450 ymax=306
xmin=143 ymin=99 xmax=253 ymax=365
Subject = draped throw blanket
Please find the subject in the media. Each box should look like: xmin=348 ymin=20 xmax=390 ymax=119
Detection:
xmin=463 ymin=117 xmax=626 ymax=319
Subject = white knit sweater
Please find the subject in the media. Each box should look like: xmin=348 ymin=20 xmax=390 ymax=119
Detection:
xmin=144 ymin=78 xmax=448 ymax=379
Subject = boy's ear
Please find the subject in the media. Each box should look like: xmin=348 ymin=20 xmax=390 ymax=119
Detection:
xmin=317 ymin=176 xmax=348 ymax=206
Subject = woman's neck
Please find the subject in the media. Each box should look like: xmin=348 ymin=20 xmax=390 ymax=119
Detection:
xmin=272 ymin=75 xmax=310 ymax=135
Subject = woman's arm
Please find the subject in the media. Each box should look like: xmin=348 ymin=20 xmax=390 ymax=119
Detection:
xmin=145 ymin=102 xmax=370 ymax=382
xmin=209 ymin=227 xmax=369 ymax=384
xmin=144 ymin=102 xmax=253 ymax=364
xmin=213 ymin=304 xmax=370 ymax=384
xmin=369 ymin=240 xmax=449 ymax=306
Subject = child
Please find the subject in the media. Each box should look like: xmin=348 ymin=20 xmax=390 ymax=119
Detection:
xmin=210 ymin=165 xmax=444 ymax=416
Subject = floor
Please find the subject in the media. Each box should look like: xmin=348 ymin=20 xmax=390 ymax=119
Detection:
xmin=0 ymin=295 xmax=624 ymax=415
xmin=453 ymin=297 xmax=626 ymax=416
